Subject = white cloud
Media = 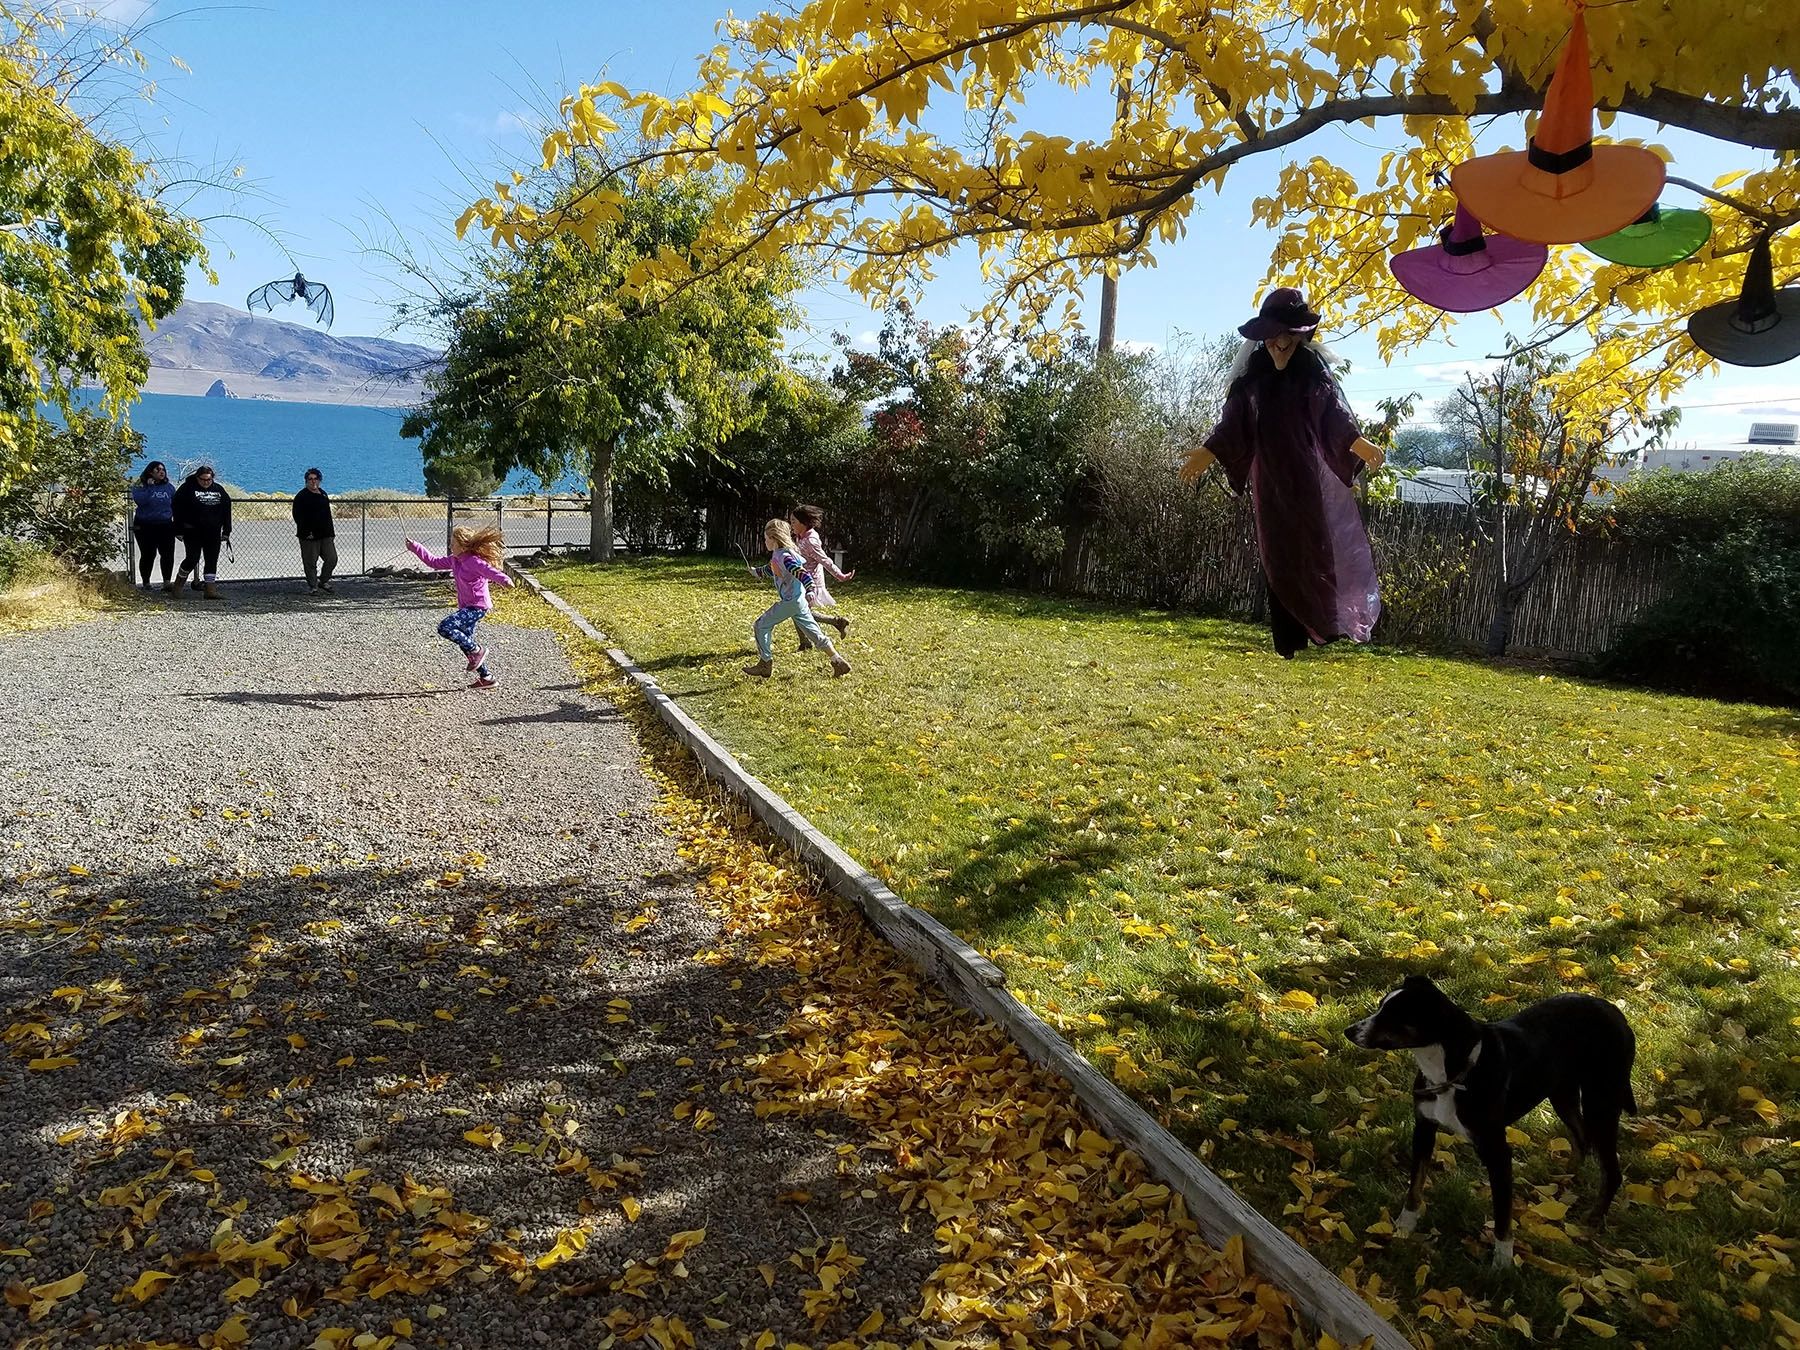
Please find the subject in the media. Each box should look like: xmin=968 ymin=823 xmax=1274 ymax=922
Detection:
xmin=453 ymin=110 xmax=537 ymax=140
xmin=1409 ymin=359 xmax=1491 ymax=385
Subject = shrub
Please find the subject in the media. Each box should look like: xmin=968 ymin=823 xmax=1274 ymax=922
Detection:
xmin=1607 ymin=455 xmax=1800 ymax=546
xmin=0 ymin=537 xmax=44 ymax=588
xmin=0 ymin=411 xmax=136 ymax=570
xmin=1600 ymin=525 xmax=1800 ymax=704
xmin=422 ymin=450 xmax=503 ymax=500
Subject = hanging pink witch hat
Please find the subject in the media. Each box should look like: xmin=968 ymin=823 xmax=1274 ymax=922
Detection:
xmin=1451 ymin=8 xmax=1664 ymax=245
xmin=1390 ymin=204 xmax=1549 ymax=312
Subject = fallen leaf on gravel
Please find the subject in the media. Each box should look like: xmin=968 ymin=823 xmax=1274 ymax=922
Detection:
xmin=661 ymin=1228 xmax=705 ymax=1260
xmin=620 ymin=1196 xmax=642 ymax=1221
xmin=222 ymin=1275 xmax=260 ymax=1301
xmin=462 ymin=1124 xmax=503 ymax=1149
xmin=120 ymin=1270 xmax=175 ymax=1303
xmin=27 ymin=1269 xmax=86 ymax=1321
xmin=27 ymin=1055 xmax=77 ymax=1070
xmin=534 ymin=1228 xmax=587 ymax=1270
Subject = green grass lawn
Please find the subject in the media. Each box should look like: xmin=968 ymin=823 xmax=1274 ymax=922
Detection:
xmin=537 ymin=556 xmax=1800 ymax=1349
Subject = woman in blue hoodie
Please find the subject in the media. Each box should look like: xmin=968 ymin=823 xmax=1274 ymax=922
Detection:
xmin=129 ymin=461 xmax=178 ymax=592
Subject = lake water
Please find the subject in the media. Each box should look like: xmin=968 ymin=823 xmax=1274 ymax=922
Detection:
xmin=120 ymin=392 xmax=570 ymax=495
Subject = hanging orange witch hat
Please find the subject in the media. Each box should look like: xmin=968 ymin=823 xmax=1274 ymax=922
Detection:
xmin=1452 ymin=7 xmax=1664 ymax=245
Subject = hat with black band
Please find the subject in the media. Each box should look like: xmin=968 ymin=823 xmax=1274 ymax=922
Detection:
xmin=1451 ymin=9 xmax=1665 ymax=245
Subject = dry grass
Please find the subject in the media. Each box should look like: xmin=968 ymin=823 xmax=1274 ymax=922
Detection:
xmin=0 ymin=555 xmax=137 ymax=634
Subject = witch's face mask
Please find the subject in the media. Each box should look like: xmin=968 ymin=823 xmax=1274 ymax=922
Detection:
xmin=1264 ymin=334 xmax=1302 ymax=370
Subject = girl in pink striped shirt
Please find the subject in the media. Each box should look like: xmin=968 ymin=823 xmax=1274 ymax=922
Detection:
xmin=788 ymin=504 xmax=853 ymax=652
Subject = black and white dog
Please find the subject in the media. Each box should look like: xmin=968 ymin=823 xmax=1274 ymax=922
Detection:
xmin=1344 ymin=975 xmax=1637 ymax=1267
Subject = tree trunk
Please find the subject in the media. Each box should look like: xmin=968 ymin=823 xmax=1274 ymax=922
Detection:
xmin=1485 ymin=580 xmax=1517 ymax=657
xmin=1058 ymin=521 xmax=1089 ymax=592
xmin=588 ymin=442 xmax=615 ymax=562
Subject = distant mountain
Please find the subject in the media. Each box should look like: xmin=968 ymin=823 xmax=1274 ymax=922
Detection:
xmin=136 ymin=301 xmax=440 ymax=408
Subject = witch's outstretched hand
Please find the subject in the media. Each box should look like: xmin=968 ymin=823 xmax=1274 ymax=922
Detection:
xmin=1178 ymin=446 xmax=1218 ymax=484
xmin=1350 ymin=437 xmax=1386 ymax=471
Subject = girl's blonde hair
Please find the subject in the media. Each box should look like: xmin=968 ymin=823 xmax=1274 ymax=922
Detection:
xmin=763 ymin=518 xmax=795 ymax=550
xmin=452 ymin=524 xmax=505 ymax=569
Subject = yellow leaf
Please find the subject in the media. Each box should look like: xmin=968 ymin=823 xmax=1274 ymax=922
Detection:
xmin=620 ymin=1196 xmax=642 ymax=1221
xmin=30 ymin=1271 xmax=86 ymax=1300
xmin=223 ymin=1276 xmax=260 ymax=1302
xmin=28 ymin=1056 xmax=78 ymax=1071
xmin=662 ymin=1227 xmax=706 ymax=1259
xmin=1572 ymin=1315 xmax=1617 ymax=1338
xmin=1278 ymin=990 xmax=1317 ymax=1010
xmin=121 ymin=1270 xmax=175 ymax=1303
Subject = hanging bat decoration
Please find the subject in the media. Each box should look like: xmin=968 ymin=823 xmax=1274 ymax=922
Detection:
xmin=246 ymin=272 xmax=335 ymax=328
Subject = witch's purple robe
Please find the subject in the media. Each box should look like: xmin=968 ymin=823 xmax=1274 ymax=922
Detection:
xmin=1203 ymin=348 xmax=1381 ymax=646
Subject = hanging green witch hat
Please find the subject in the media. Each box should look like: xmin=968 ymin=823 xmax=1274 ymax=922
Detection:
xmin=1583 ymin=203 xmax=1712 ymax=268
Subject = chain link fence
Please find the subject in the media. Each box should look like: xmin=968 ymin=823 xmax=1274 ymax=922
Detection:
xmin=117 ymin=497 xmax=601 ymax=582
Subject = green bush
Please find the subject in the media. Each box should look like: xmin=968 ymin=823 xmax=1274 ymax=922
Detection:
xmin=422 ymin=450 xmax=503 ymax=500
xmin=1601 ymin=525 xmax=1800 ymax=704
xmin=0 ymin=538 xmax=45 ymax=588
xmin=0 ymin=411 xmax=136 ymax=571
xmin=1608 ymin=455 xmax=1800 ymax=546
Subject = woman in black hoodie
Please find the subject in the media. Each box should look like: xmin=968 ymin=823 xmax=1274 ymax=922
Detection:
xmin=291 ymin=467 xmax=337 ymax=591
xmin=173 ymin=465 xmax=233 ymax=600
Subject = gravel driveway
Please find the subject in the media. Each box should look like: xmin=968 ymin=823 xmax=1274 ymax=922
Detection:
xmin=0 ymin=578 xmax=943 ymax=1348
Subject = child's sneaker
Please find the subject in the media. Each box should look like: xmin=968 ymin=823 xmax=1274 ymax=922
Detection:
xmin=466 ymin=645 xmax=487 ymax=671
xmin=471 ymin=674 xmax=499 ymax=689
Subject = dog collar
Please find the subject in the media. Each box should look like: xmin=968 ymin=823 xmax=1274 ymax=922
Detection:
xmin=1412 ymin=1041 xmax=1482 ymax=1098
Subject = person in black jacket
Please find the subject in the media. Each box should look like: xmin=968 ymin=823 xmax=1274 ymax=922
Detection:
xmin=173 ymin=465 xmax=232 ymax=600
xmin=292 ymin=467 xmax=337 ymax=592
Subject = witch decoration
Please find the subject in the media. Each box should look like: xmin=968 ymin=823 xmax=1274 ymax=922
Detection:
xmin=1179 ymin=289 xmax=1385 ymax=658
xmin=247 ymin=272 xmax=335 ymax=328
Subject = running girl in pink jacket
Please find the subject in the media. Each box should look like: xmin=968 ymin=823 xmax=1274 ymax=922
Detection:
xmin=406 ymin=526 xmax=513 ymax=689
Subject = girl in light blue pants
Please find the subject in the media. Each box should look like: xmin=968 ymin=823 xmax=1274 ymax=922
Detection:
xmin=743 ymin=518 xmax=851 ymax=679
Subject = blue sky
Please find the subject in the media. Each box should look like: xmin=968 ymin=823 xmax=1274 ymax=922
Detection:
xmin=101 ymin=0 xmax=1799 ymax=446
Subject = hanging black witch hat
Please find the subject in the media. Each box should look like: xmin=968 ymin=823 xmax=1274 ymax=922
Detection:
xmin=1687 ymin=230 xmax=1800 ymax=368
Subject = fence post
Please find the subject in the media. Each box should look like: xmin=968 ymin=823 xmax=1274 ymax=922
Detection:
xmin=360 ymin=502 xmax=368 ymax=576
xmin=445 ymin=498 xmax=455 ymax=554
xmin=546 ymin=496 xmax=553 ymax=552
xmin=496 ymin=497 xmax=505 ymax=553
xmin=123 ymin=507 xmax=136 ymax=581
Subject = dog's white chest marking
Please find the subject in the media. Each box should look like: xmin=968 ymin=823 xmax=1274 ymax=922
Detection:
xmin=1412 ymin=1044 xmax=1470 ymax=1138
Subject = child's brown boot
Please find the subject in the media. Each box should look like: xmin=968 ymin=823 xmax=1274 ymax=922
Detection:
xmin=741 ymin=659 xmax=773 ymax=678
xmin=830 ymin=655 xmax=851 ymax=678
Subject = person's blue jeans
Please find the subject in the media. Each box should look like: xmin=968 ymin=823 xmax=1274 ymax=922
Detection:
xmin=755 ymin=598 xmax=834 ymax=662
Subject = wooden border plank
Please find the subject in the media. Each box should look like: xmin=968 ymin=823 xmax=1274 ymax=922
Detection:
xmin=512 ymin=564 xmax=1410 ymax=1350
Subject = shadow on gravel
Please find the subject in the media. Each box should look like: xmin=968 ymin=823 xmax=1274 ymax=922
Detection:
xmin=145 ymin=577 xmax=453 ymax=619
xmin=184 ymin=689 xmax=462 ymax=709
xmin=0 ymin=858 xmax=944 ymax=1349
xmin=479 ymin=700 xmax=625 ymax=728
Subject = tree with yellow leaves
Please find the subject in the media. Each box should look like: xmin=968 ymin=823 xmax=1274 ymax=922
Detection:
xmin=461 ymin=0 xmax=1798 ymax=441
xmin=1 ymin=6 xmax=206 ymax=492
